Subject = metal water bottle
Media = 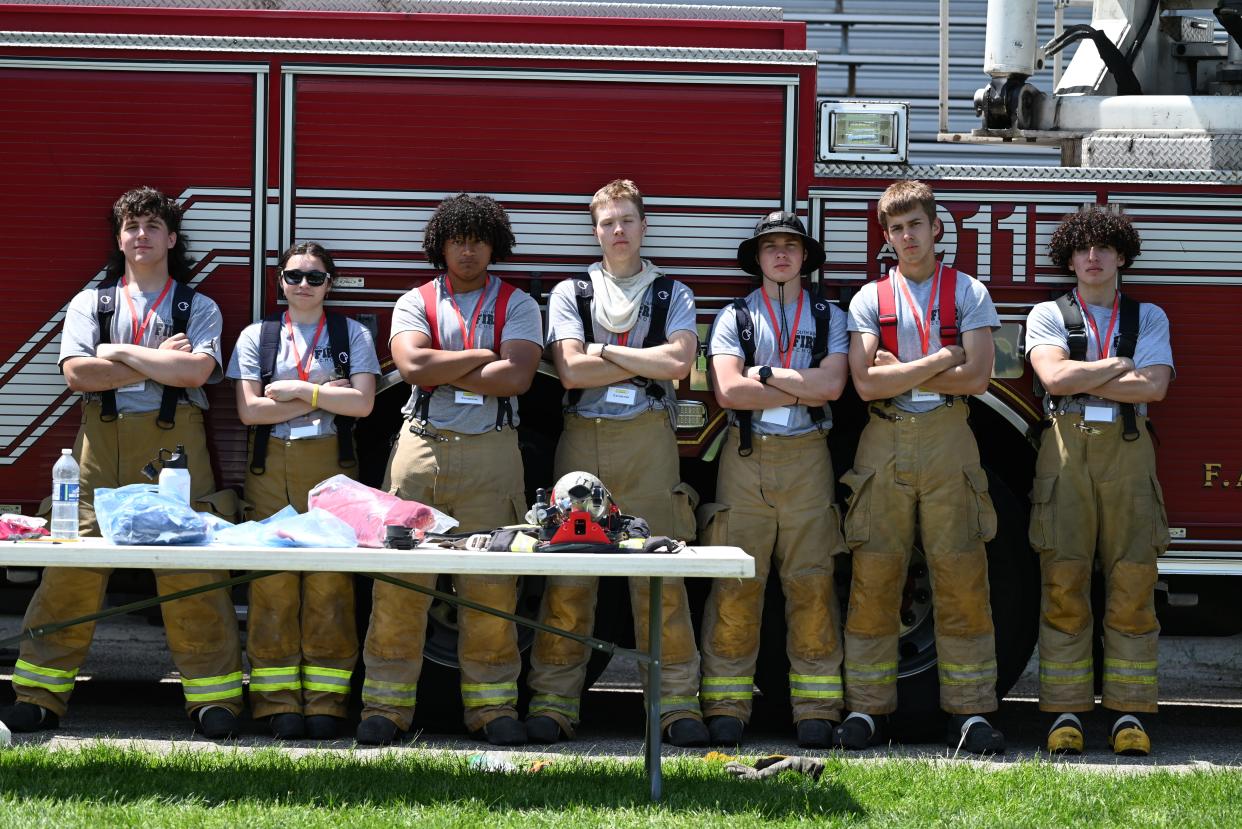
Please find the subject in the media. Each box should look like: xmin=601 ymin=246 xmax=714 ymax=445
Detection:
xmin=158 ymin=444 xmax=191 ymax=504
xmin=51 ymin=448 xmax=80 ymax=539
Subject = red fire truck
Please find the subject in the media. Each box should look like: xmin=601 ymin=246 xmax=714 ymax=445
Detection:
xmin=1 ymin=0 xmax=1237 ymax=723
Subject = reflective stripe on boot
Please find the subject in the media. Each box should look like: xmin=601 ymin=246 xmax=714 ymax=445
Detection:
xmin=461 ymin=682 xmax=518 ymax=708
xmin=302 ymin=666 xmax=352 ymax=695
xmin=789 ymin=673 xmax=843 ymax=701
xmin=182 ymin=671 xmax=244 ymax=704
xmin=12 ymin=660 xmax=77 ymax=693
xmin=938 ymin=659 xmax=997 ymax=687
xmin=700 ymin=676 xmax=754 ymax=702
xmin=361 ymin=678 xmax=417 ymax=708
xmin=529 ymin=694 xmax=580 ymax=722
xmin=250 ymin=666 xmax=301 ymax=693
xmin=660 ymin=695 xmax=702 ymax=716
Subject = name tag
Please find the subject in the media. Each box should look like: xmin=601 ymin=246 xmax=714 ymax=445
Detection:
xmin=288 ymin=419 xmax=322 ymax=440
xmin=1083 ymin=403 xmax=1116 ymax=423
xmin=910 ymin=387 xmax=942 ymax=403
xmin=605 ymin=385 xmax=638 ymax=406
xmin=455 ymin=390 xmax=485 ymax=406
xmin=759 ymin=406 xmax=792 ymax=426
xmin=117 ymin=381 xmax=146 ymax=394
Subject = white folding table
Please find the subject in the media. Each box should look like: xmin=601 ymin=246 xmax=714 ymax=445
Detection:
xmin=0 ymin=540 xmax=753 ymax=801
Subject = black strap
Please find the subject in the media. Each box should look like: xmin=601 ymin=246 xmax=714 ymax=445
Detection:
xmin=155 ymin=282 xmax=194 ymax=429
xmin=325 ymin=313 xmax=359 ymax=466
xmin=566 ymin=277 xmax=673 ymax=408
xmin=733 ymin=298 xmax=757 ymax=457
xmin=94 ymin=276 xmax=121 ymax=422
xmin=248 ymin=313 xmax=284 ymax=475
xmin=1116 ymin=294 xmax=1141 ymax=441
xmin=805 ymin=294 xmax=832 ymax=427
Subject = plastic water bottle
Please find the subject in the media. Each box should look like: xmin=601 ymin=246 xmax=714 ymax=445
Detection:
xmin=0 ymin=717 xmax=11 ymax=747
xmin=158 ymin=444 xmax=191 ymax=504
xmin=51 ymin=448 xmax=80 ymax=539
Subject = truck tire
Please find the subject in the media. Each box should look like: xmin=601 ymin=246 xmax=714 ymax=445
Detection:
xmin=753 ymin=467 xmax=1037 ymax=741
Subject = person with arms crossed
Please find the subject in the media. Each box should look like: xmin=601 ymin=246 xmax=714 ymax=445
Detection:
xmin=836 ymin=180 xmax=1005 ymax=754
xmin=356 ymin=194 xmax=542 ymax=747
xmin=525 ymin=179 xmax=706 ymax=747
xmin=0 ymin=186 xmax=244 ymax=738
xmin=1026 ymin=207 xmax=1172 ymax=756
xmin=699 ymin=211 xmax=850 ymax=749
xmin=228 ymin=242 xmax=379 ymax=740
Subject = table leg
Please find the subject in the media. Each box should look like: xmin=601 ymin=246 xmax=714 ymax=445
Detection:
xmin=645 ymin=574 xmax=663 ymax=802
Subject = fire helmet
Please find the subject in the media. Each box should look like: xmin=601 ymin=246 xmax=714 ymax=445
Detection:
xmin=551 ymin=471 xmax=612 ymax=520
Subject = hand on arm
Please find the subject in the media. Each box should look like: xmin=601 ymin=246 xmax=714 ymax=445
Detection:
xmin=390 ymin=330 xmax=495 ymax=387
xmin=61 ymin=356 xmax=147 ymax=393
xmin=848 ymin=331 xmax=964 ymax=401
xmin=552 ymin=338 xmax=636 ymax=389
xmin=1082 ymin=363 xmax=1171 ymax=403
xmin=765 ymin=352 xmax=848 ymax=406
xmin=95 ymin=335 xmax=216 ymax=387
xmin=1029 ymin=345 xmax=1134 ymax=398
xmin=454 ymin=339 xmax=542 ymax=397
xmin=595 ymin=330 xmax=698 ymax=382
xmin=917 ymin=327 xmax=996 ymax=395
xmin=710 ymin=354 xmax=795 ymax=410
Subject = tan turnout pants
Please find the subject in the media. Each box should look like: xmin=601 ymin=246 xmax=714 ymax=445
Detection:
xmin=527 ymin=410 xmax=701 ymax=735
xmin=1029 ymin=414 xmax=1167 ymax=714
xmin=698 ymin=427 xmax=847 ymax=724
xmin=13 ymin=402 xmax=243 ymax=717
xmin=243 ymin=434 xmax=358 ymax=719
xmin=841 ymin=403 xmax=999 ymax=716
xmin=361 ymin=423 xmax=527 ymax=732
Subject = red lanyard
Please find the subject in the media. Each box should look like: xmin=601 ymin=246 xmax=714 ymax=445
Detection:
xmin=616 ymin=331 xmax=630 ymax=347
xmin=894 ymin=263 xmax=942 ymax=356
xmin=759 ymin=287 xmax=805 ymax=369
xmin=1075 ymin=289 xmax=1119 ymax=360
xmin=121 ymin=277 xmax=173 ymax=345
xmin=284 ymin=312 xmax=326 ymax=382
xmin=445 ymin=276 xmax=489 ymax=350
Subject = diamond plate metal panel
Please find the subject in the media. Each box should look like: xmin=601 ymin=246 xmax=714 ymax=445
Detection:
xmin=814 ymin=162 xmax=1242 ymax=184
xmin=1083 ymin=134 xmax=1242 ymax=171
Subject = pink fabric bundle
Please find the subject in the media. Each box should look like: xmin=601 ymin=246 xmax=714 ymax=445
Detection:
xmin=308 ymin=475 xmax=443 ymax=548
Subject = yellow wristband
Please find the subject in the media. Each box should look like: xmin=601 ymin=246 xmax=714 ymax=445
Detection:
xmin=311 ymin=384 xmax=320 ymax=409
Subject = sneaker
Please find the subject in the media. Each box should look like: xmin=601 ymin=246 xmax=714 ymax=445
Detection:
xmin=947 ymin=714 xmax=1005 ymax=755
xmin=356 ymin=715 xmax=400 ymax=746
xmin=478 ymin=716 xmax=526 ymax=746
xmin=0 ymin=701 xmax=58 ymax=733
xmin=195 ymin=705 xmax=239 ymax=739
xmin=525 ymin=715 xmax=565 ymax=745
xmin=304 ymin=715 xmax=340 ymax=740
xmin=1109 ymin=714 xmax=1151 ymax=757
xmin=834 ymin=713 xmax=885 ymax=750
xmin=796 ymin=718 xmax=838 ymax=749
xmin=706 ymin=715 xmax=744 ymax=747
xmin=665 ymin=717 xmax=709 ymax=748
xmin=1046 ymin=713 xmax=1084 ymax=755
xmin=269 ymin=713 xmax=305 ymax=740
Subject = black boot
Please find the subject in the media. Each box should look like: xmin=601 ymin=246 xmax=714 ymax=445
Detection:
xmin=0 ymin=701 xmax=58 ymax=733
xmin=269 ymin=713 xmax=305 ymax=740
xmin=706 ymin=715 xmax=744 ymax=747
xmin=947 ymin=714 xmax=1005 ymax=755
xmin=665 ymin=717 xmax=709 ymax=748
xmin=796 ymin=718 xmax=838 ymax=749
xmin=525 ymin=715 xmax=565 ymax=744
xmin=195 ymin=706 xmax=239 ymax=739
xmin=304 ymin=715 xmax=340 ymax=740
xmin=833 ymin=713 xmax=886 ymax=750
xmin=356 ymin=715 xmax=400 ymax=746
xmin=478 ymin=716 xmax=526 ymax=746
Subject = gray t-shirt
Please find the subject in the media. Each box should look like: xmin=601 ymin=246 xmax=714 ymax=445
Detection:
xmin=1026 ymin=296 xmax=1173 ymax=418
xmin=227 ymin=315 xmax=381 ymax=440
xmin=545 ymin=273 xmax=697 ymax=421
xmin=847 ymin=266 xmax=999 ymax=413
xmin=58 ymin=280 xmax=223 ymax=412
xmin=708 ymin=287 xmax=849 ymax=436
xmin=391 ymin=276 xmax=542 ymax=434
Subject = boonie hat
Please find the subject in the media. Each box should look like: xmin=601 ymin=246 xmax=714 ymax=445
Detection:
xmin=736 ymin=211 xmax=826 ymax=277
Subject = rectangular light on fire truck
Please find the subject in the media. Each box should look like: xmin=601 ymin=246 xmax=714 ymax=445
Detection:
xmin=817 ymin=101 xmax=908 ymax=163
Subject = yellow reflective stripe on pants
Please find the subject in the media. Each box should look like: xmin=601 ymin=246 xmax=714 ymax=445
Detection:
xmin=529 ymin=694 xmax=580 ymax=718
xmin=12 ymin=659 xmax=78 ymax=693
xmin=660 ymin=695 xmax=701 ymax=715
xmin=1040 ymin=658 xmax=1093 ymax=685
xmin=182 ymin=671 xmax=244 ymax=702
xmin=362 ymin=678 xmax=418 ymax=707
xmin=788 ymin=673 xmax=843 ymax=700
xmin=845 ymin=661 xmax=897 ymax=685
xmin=938 ymin=659 xmax=997 ymax=686
xmin=461 ymin=682 xmax=518 ymax=708
xmin=1102 ymin=658 xmax=1157 ymax=685
xmin=700 ymin=676 xmax=754 ymax=700
xmin=250 ymin=666 xmax=301 ymax=693
xmin=302 ymin=665 xmax=352 ymax=695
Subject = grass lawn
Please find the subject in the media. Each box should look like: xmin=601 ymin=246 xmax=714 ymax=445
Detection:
xmin=1 ymin=743 xmax=1241 ymax=828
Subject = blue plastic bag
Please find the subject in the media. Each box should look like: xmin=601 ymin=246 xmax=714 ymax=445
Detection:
xmin=212 ymin=506 xmax=357 ymax=548
xmin=94 ymin=484 xmax=209 ymax=546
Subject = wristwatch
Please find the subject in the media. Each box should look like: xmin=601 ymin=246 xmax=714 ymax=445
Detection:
xmin=757 ymin=365 xmax=773 ymax=385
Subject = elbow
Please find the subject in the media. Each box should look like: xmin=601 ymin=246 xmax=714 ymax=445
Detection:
xmin=967 ymin=376 xmax=992 ymax=396
xmin=357 ymin=398 xmax=376 ymax=418
xmin=1149 ymin=382 xmax=1169 ymax=403
xmin=821 ymin=378 xmax=848 ymax=402
xmin=236 ymin=408 xmax=261 ymax=426
xmin=664 ymin=357 xmax=694 ymax=382
xmin=850 ymin=378 xmax=881 ymax=402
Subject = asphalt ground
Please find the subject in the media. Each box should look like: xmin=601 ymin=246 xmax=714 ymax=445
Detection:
xmin=2 ymin=612 xmax=1241 ymax=769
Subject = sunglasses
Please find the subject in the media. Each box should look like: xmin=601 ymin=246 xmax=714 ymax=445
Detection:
xmin=280 ymin=269 xmax=331 ymax=287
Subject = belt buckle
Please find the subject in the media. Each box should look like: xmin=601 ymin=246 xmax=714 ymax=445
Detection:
xmin=1074 ymin=421 xmax=1101 ymax=436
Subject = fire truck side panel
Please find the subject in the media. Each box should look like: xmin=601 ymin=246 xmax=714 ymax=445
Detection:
xmin=0 ymin=64 xmax=260 ymax=510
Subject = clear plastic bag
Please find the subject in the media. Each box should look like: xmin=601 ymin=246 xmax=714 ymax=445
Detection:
xmin=94 ymin=484 xmax=208 ymax=546
xmin=308 ymin=474 xmax=457 ymax=548
xmin=212 ymin=506 xmax=357 ymax=548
